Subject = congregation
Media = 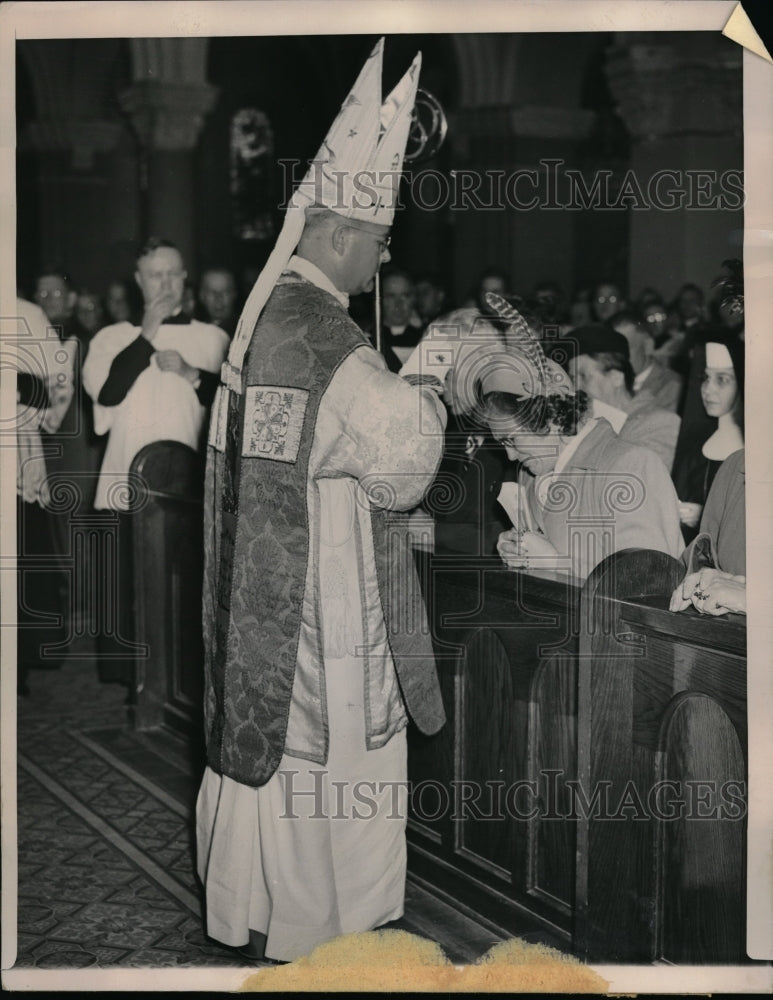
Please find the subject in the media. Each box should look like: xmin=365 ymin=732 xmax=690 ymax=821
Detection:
xmin=15 ymin=248 xmax=746 ymax=699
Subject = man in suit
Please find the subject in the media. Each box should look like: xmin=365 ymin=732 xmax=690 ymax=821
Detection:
xmin=565 ymin=324 xmax=681 ymax=471
xmin=611 ymin=310 xmax=684 ymax=413
xmin=376 ymin=267 xmax=425 ymax=372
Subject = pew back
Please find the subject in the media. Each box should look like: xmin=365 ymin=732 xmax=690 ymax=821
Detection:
xmin=130 ymin=440 xmax=205 ymax=735
xmin=410 ymin=548 xmax=748 ymax=964
xmin=576 ymin=549 xmax=747 ymax=964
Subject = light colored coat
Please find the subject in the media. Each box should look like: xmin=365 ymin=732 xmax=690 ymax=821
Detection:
xmin=522 ymin=418 xmax=683 ymax=580
xmin=620 ymin=390 xmax=681 ymax=471
xmin=636 ymin=359 xmax=683 ymax=413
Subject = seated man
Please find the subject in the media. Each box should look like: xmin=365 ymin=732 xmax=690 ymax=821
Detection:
xmin=590 ymin=279 xmax=625 ymax=323
xmin=198 ymin=267 xmax=239 ymax=337
xmin=377 ymin=267 xmax=424 ymax=372
xmin=611 ymin=310 xmax=683 ymax=413
xmin=413 ymin=271 xmax=447 ymax=326
xmin=564 ymin=324 xmax=680 ymax=472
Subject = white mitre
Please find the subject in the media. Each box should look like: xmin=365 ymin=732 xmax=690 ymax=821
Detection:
xmin=220 ymin=38 xmax=421 ymax=395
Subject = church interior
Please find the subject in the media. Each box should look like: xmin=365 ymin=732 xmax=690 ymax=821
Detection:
xmin=7 ymin=21 xmax=768 ymax=986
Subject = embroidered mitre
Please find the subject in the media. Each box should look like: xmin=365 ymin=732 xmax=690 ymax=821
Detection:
xmin=217 ymin=38 xmax=421 ymax=400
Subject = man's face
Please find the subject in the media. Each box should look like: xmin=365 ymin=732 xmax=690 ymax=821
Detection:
xmin=480 ymin=275 xmax=507 ymax=300
xmin=592 ymin=284 xmax=622 ymax=321
xmin=679 ymin=288 xmax=703 ymax=320
xmin=642 ymin=302 xmax=667 ymax=339
xmin=382 ymin=274 xmax=414 ymax=328
xmin=343 ymin=224 xmax=391 ymax=295
xmin=200 ymin=271 xmax=237 ymax=324
xmin=106 ymin=283 xmax=131 ymax=323
xmin=35 ymin=276 xmax=74 ymax=323
xmin=76 ymin=292 xmax=104 ymax=334
xmin=135 ymin=247 xmax=186 ymax=312
xmin=568 ymin=354 xmax=618 ymax=406
xmin=415 ymin=280 xmax=444 ymax=322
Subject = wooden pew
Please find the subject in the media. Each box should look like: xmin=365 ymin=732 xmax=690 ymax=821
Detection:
xmin=119 ymin=457 xmax=748 ymax=962
xmin=129 ymin=440 xmax=205 ymax=736
xmin=410 ymin=548 xmax=748 ymax=963
xmin=575 ymin=549 xmax=747 ymax=964
xmin=408 ymin=552 xmax=584 ymax=948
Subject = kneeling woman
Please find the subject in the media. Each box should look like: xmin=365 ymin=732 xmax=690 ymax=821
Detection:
xmin=478 ymin=295 xmax=683 ymax=580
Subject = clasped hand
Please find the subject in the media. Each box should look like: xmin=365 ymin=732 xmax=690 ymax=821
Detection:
xmin=154 ymin=349 xmax=198 ymax=384
xmin=669 ymin=567 xmax=746 ymax=616
xmin=497 ymin=528 xmax=559 ymax=569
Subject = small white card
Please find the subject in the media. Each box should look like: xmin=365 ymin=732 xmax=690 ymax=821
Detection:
xmin=497 ymin=481 xmax=525 ymax=530
xmin=498 ymin=481 xmax=537 ymax=532
xmin=399 ymin=337 xmax=459 ymax=384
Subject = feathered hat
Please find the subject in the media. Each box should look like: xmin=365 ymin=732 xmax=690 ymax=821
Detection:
xmin=448 ymin=292 xmax=574 ymax=415
xmin=220 ymin=38 xmax=420 ymax=396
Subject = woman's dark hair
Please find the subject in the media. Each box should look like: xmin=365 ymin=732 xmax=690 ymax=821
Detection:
xmin=483 ymin=389 xmax=590 ymax=437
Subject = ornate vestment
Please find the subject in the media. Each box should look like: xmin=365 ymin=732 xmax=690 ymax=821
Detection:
xmin=202 ymin=271 xmax=446 ymax=788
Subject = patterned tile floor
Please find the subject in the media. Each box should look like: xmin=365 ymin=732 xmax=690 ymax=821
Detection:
xmin=13 ymin=658 xmax=248 ymax=971
xmin=10 ymin=654 xmax=519 ymax=977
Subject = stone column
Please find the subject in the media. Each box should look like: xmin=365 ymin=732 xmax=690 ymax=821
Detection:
xmin=119 ymin=80 xmax=217 ymax=267
xmin=605 ymin=36 xmax=743 ymax=297
xmin=450 ymin=105 xmax=593 ymax=300
xmin=20 ymin=118 xmax=125 ymax=283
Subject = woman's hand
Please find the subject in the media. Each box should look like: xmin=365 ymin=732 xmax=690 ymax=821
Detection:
xmin=669 ymin=567 xmax=746 ymax=616
xmin=497 ymin=529 xmax=559 ymax=570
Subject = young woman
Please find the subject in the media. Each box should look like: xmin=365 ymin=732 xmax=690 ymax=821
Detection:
xmin=674 ymin=334 xmax=744 ymax=539
xmin=465 ymin=294 xmax=683 ymax=580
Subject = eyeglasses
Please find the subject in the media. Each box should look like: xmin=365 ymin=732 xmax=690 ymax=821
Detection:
xmin=497 ymin=436 xmax=520 ymax=450
xmin=645 ymin=312 xmax=666 ymax=323
xmin=594 ymin=294 xmax=618 ymax=304
xmin=345 ymin=225 xmax=391 ymax=254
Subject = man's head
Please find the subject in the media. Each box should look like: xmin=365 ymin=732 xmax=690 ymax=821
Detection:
xmin=641 ymin=300 xmax=668 ymax=341
xmin=566 ymin=324 xmax=634 ymax=408
xmin=200 ymin=268 xmax=238 ymax=326
xmin=609 ymin=311 xmax=653 ymax=376
xmin=75 ymin=289 xmax=104 ymax=334
xmin=591 ymin=281 xmax=625 ymax=322
xmin=414 ymin=272 xmax=446 ymax=324
xmin=532 ymin=280 xmax=565 ymax=324
xmin=135 ymin=238 xmax=187 ymax=312
xmin=35 ymin=268 xmax=76 ymax=324
xmin=296 ymin=208 xmax=391 ymax=296
xmin=476 ymin=268 xmax=509 ymax=309
xmin=677 ymin=283 xmax=704 ymax=322
xmin=106 ymin=281 xmax=132 ymax=324
xmin=381 ymin=269 xmax=415 ymax=328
